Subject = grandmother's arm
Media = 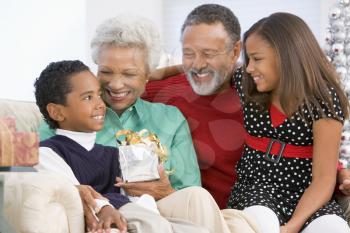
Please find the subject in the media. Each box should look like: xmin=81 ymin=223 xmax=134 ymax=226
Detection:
xmin=149 ymin=64 xmax=183 ymax=81
xmin=168 ymin=113 xmax=201 ymax=190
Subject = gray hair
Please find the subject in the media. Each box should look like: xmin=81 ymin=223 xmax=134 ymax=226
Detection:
xmin=91 ymin=15 xmax=162 ymax=71
xmin=181 ymin=4 xmax=241 ymax=44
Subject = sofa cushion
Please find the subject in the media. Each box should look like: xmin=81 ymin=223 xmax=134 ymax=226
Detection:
xmin=2 ymin=172 xmax=84 ymax=233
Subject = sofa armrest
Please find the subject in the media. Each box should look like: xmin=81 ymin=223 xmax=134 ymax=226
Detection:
xmin=2 ymin=171 xmax=84 ymax=233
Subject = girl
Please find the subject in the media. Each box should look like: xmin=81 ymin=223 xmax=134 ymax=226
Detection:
xmin=227 ymin=12 xmax=350 ymax=233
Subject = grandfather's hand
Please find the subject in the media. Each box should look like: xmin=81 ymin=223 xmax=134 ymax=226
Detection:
xmin=115 ymin=165 xmax=175 ymax=200
xmin=76 ymin=185 xmax=105 ymax=232
xmin=338 ymin=168 xmax=350 ymax=196
xmin=97 ymin=205 xmax=127 ymax=233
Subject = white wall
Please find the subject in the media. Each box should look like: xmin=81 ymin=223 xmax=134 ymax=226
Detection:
xmin=162 ymin=0 xmax=337 ymax=59
xmin=0 ymin=0 xmax=162 ymax=101
xmin=85 ymin=0 xmax=163 ymax=72
xmin=0 ymin=0 xmax=337 ymax=101
xmin=0 ymin=0 xmax=87 ymax=101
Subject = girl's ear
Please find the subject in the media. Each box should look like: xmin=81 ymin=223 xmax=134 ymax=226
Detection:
xmin=46 ymin=103 xmax=65 ymax=122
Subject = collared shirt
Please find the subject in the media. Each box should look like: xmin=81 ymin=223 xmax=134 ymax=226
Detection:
xmin=39 ymin=98 xmax=201 ymax=190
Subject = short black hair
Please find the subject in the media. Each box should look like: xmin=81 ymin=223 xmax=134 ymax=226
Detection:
xmin=181 ymin=4 xmax=241 ymax=44
xmin=34 ymin=60 xmax=89 ymax=129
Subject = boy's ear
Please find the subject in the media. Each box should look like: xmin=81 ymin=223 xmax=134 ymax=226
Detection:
xmin=46 ymin=103 xmax=65 ymax=122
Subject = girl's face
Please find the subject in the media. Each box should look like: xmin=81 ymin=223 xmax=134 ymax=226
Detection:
xmin=97 ymin=45 xmax=148 ymax=116
xmin=245 ymin=33 xmax=280 ymax=98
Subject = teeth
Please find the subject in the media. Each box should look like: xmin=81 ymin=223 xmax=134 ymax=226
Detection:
xmin=253 ymin=76 xmax=261 ymax=81
xmin=93 ymin=116 xmax=104 ymax=120
xmin=196 ymin=73 xmax=209 ymax=78
xmin=110 ymin=91 xmax=128 ymax=97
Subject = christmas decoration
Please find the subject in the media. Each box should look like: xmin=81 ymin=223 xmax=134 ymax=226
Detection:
xmin=325 ymin=0 xmax=350 ymax=168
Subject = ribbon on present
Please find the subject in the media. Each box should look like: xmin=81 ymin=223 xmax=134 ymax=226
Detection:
xmin=116 ymin=129 xmax=168 ymax=163
xmin=116 ymin=129 xmax=174 ymax=182
xmin=0 ymin=117 xmax=39 ymax=166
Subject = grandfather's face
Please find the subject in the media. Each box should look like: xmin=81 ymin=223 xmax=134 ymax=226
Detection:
xmin=96 ymin=45 xmax=148 ymax=116
xmin=181 ymin=23 xmax=238 ymax=95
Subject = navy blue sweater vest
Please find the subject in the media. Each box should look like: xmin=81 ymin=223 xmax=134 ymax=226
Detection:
xmin=40 ymin=135 xmax=129 ymax=208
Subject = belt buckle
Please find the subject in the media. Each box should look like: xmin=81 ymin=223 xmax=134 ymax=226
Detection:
xmin=264 ymin=138 xmax=286 ymax=164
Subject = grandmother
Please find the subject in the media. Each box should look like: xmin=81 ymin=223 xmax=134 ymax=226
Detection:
xmin=38 ymin=15 xmax=257 ymax=233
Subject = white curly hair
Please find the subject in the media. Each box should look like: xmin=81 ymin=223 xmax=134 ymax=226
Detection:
xmin=91 ymin=15 xmax=162 ymax=71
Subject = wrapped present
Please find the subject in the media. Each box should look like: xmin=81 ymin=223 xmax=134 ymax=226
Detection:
xmin=116 ymin=129 xmax=170 ymax=182
xmin=0 ymin=117 xmax=39 ymax=166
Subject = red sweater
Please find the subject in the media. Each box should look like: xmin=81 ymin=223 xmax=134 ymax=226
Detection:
xmin=142 ymin=74 xmax=245 ymax=208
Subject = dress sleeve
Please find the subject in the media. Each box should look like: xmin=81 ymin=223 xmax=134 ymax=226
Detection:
xmin=167 ymin=109 xmax=201 ymax=190
xmin=312 ymin=87 xmax=345 ymax=123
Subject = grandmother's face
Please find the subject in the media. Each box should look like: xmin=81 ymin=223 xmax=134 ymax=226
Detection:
xmin=96 ymin=45 xmax=148 ymax=116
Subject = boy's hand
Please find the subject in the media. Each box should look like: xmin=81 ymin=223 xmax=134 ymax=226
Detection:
xmin=97 ymin=205 xmax=127 ymax=233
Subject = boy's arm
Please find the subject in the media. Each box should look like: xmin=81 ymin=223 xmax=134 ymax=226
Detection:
xmin=36 ymin=147 xmax=80 ymax=184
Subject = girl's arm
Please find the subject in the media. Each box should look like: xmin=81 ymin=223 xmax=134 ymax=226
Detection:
xmin=148 ymin=64 xmax=183 ymax=81
xmin=283 ymin=118 xmax=342 ymax=233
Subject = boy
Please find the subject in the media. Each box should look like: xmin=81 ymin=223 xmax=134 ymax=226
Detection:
xmin=34 ymin=60 xmax=207 ymax=233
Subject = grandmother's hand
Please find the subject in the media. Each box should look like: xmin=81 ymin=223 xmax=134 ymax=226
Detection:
xmin=338 ymin=168 xmax=350 ymax=196
xmin=115 ymin=165 xmax=175 ymax=200
xmin=76 ymin=185 xmax=105 ymax=232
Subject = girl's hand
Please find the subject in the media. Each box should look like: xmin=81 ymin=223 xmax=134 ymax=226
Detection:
xmin=280 ymin=225 xmax=288 ymax=233
xmin=280 ymin=223 xmax=299 ymax=233
xmin=338 ymin=168 xmax=350 ymax=195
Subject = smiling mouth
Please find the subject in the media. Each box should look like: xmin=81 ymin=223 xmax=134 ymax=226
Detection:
xmin=194 ymin=72 xmax=210 ymax=78
xmin=92 ymin=115 xmax=104 ymax=120
xmin=105 ymin=88 xmax=130 ymax=99
xmin=253 ymin=76 xmax=262 ymax=83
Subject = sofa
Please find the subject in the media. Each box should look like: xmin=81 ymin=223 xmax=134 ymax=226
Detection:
xmin=0 ymin=98 xmax=84 ymax=233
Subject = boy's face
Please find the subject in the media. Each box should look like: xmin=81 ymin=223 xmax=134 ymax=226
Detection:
xmin=57 ymin=71 xmax=106 ymax=132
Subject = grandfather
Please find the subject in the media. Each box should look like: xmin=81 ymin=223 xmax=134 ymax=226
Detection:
xmin=144 ymin=3 xmax=245 ymax=209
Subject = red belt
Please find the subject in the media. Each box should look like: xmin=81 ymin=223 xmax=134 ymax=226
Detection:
xmin=245 ymin=134 xmax=313 ymax=163
xmin=245 ymin=134 xmax=344 ymax=169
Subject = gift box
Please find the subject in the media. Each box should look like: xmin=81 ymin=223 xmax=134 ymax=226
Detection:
xmin=0 ymin=117 xmax=39 ymax=166
xmin=116 ymin=129 xmax=168 ymax=182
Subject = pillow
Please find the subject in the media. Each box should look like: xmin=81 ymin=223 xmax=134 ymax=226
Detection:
xmin=0 ymin=117 xmax=38 ymax=166
xmin=0 ymin=99 xmax=42 ymax=132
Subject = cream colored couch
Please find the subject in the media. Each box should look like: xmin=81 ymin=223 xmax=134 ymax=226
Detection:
xmin=0 ymin=98 xmax=84 ymax=233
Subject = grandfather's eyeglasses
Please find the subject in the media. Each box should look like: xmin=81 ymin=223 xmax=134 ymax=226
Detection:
xmin=182 ymin=49 xmax=229 ymax=61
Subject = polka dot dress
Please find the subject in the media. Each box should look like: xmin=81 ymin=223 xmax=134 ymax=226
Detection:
xmin=227 ymin=68 xmax=346 ymax=227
